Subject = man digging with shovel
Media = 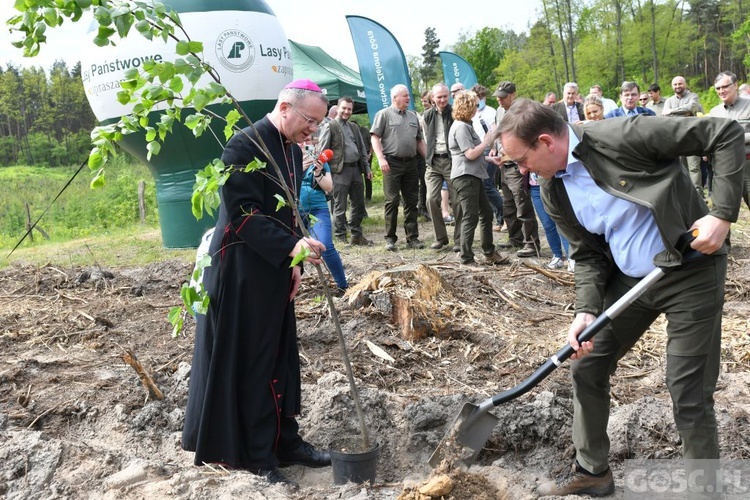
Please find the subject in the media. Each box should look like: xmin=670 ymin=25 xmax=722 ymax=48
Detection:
xmin=497 ymin=99 xmax=744 ymax=497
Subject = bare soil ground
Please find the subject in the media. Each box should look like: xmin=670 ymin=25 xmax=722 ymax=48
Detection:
xmin=2 ymin=211 xmax=750 ymax=499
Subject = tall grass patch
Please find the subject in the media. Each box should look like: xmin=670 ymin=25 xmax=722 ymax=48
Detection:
xmin=0 ymin=156 xmax=158 ymax=250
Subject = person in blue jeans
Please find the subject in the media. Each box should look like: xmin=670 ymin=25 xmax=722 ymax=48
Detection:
xmin=299 ymin=139 xmax=348 ymax=293
xmin=529 ymin=172 xmax=573 ymax=271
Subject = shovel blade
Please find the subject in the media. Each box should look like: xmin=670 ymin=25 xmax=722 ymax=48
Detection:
xmin=428 ymin=402 xmax=500 ymax=469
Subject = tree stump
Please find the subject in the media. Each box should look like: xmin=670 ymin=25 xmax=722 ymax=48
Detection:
xmin=346 ymin=264 xmax=457 ymax=340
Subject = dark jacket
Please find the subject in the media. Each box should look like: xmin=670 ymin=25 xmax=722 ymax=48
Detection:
xmin=541 ymin=115 xmax=744 ymax=316
xmin=319 ymin=118 xmax=369 ymax=174
xmin=604 ymin=106 xmax=656 ymax=119
xmin=552 ymin=101 xmax=585 ymax=122
xmin=423 ymin=105 xmax=454 ymax=166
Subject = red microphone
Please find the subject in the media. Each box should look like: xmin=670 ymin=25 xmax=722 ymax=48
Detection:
xmin=318 ymin=149 xmax=334 ymax=163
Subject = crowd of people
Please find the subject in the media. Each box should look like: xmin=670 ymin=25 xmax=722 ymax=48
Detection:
xmin=181 ymin=72 xmax=749 ymax=496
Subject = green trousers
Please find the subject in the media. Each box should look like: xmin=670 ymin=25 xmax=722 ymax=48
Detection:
xmin=571 ymin=255 xmax=726 ymax=474
xmin=453 ymin=174 xmax=495 ymax=263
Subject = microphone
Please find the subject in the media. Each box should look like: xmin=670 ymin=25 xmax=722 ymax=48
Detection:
xmin=318 ymin=149 xmax=334 ymax=163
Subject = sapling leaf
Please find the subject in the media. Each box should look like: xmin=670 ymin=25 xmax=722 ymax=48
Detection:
xmin=175 ymin=40 xmax=190 ymax=55
xmin=243 ymin=159 xmax=266 ymax=173
xmin=168 ymin=306 xmax=184 ymax=337
xmin=191 ymin=190 xmax=204 ymax=220
xmin=274 ymin=194 xmax=287 ymax=211
xmin=290 ymin=247 xmax=309 ymax=267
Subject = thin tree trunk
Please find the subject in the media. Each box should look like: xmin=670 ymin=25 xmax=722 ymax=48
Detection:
xmin=553 ymin=0 xmax=570 ymax=82
xmin=614 ymin=0 xmax=625 ymax=83
xmin=542 ymin=0 xmax=562 ymax=92
xmin=564 ymin=0 xmax=577 ymax=82
xmin=650 ymin=0 xmax=659 ymax=84
xmin=138 ymin=181 xmax=147 ymax=224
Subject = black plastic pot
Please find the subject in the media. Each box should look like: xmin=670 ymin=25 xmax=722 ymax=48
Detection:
xmin=329 ymin=438 xmax=380 ymax=485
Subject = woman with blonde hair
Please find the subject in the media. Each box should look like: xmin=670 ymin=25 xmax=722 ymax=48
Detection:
xmin=448 ymin=91 xmax=509 ymax=267
xmin=582 ymin=94 xmax=605 ymax=121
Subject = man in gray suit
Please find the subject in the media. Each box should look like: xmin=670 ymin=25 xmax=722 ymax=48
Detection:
xmin=499 ymin=98 xmax=744 ymax=497
xmin=552 ymin=82 xmax=585 ymax=123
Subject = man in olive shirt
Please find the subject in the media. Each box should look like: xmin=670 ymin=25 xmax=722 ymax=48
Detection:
xmin=499 ymin=99 xmax=744 ymax=498
xmin=646 ymin=83 xmax=665 ymax=115
xmin=663 ymin=75 xmax=705 ymax=194
xmin=371 ymin=84 xmax=427 ymax=251
xmin=709 ymin=70 xmax=750 ymax=210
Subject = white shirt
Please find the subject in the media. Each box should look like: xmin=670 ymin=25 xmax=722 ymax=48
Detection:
xmin=472 ymin=104 xmax=496 ymax=140
xmin=601 ymin=97 xmax=618 ymax=115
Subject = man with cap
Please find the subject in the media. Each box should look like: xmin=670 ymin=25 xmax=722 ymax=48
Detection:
xmin=490 ymin=80 xmax=541 ymax=257
xmin=182 ymin=79 xmax=331 ymax=488
xmin=371 ymin=83 xmax=427 ymax=251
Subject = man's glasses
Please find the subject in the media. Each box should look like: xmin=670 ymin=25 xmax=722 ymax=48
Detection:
xmin=508 ymin=137 xmax=538 ymax=166
xmin=289 ymin=104 xmax=321 ymax=128
xmin=715 ymin=83 xmax=734 ymax=91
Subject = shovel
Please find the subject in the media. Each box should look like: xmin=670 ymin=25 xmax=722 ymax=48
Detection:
xmin=428 ymin=230 xmax=700 ymax=469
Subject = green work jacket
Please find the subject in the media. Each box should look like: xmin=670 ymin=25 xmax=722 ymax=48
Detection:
xmin=541 ymin=115 xmax=745 ymax=316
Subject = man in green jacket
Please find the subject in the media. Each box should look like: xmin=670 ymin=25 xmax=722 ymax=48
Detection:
xmin=498 ymin=99 xmax=745 ymax=497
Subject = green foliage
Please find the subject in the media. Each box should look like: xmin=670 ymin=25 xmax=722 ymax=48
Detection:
xmin=0 ymin=156 xmax=158 ymax=250
xmin=451 ymin=0 xmax=750 ymax=102
xmin=453 ymin=27 xmax=527 ymax=90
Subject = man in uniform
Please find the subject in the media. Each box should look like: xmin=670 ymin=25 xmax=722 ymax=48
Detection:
xmin=370 ymin=84 xmax=427 ymax=251
xmin=663 ymin=75 xmax=705 ymax=194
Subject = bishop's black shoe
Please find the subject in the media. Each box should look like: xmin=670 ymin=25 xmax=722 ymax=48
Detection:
xmin=251 ymin=467 xmax=298 ymax=489
xmin=277 ymin=441 xmax=332 ymax=468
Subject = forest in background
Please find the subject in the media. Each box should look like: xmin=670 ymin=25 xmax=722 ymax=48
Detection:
xmin=0 ymin=60 xmax=96 ymax=167
xmin=413 ymin=0 xmax=750 ymax=109
xmin=1 ymin=0 xmax=749 ymax=168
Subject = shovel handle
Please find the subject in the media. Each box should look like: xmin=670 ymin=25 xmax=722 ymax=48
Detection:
xmin=483 ymin=229 xmax=700 ymax=412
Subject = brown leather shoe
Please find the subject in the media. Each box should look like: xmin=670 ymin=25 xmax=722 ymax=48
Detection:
xmin=350 ymin=235 xmax=373 ymax=246
xmin=483 ymin=251 xmax=510 ymax=265
xmin=537 ymin=464 xmax=614 ymax=497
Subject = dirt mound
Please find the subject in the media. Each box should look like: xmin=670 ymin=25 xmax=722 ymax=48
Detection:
xmin=2 ymin=225 xmax=750 ymax=499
